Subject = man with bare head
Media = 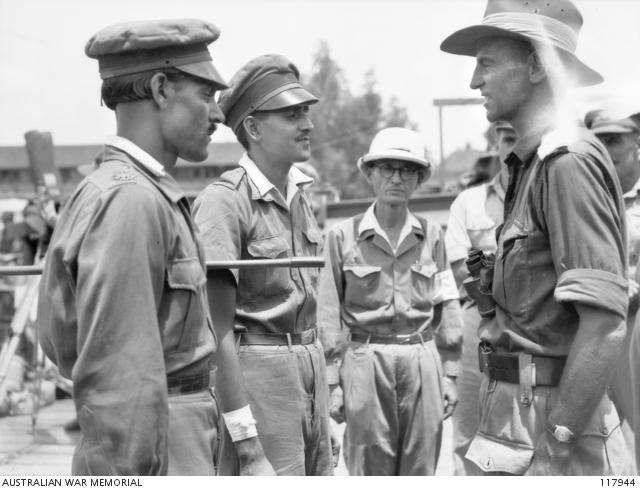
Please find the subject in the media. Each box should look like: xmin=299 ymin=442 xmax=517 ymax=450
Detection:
xmin=442 ymin=0 xmax=633 ymax=475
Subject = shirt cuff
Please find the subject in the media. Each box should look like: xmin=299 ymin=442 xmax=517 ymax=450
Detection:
xmin=203 ymin=245 xmax=240 ymax=283
xmin=555 ymin=268 xmax=628 ymax=318
xmin=446 ymin=244 xmax=469 ymax=264
xmin=434 ymin=270 xmax=460 ymax=304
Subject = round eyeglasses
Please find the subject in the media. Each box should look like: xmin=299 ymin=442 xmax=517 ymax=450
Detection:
xmin=375 ymin=164 xmax=419 ymax=180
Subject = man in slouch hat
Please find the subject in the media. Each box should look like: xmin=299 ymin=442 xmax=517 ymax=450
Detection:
xmin=441 ymin=0 xmax=633 ymax=475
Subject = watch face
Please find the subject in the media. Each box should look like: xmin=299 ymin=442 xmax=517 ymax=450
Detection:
xmin=553 ymin=426 xmax=573 ymax=443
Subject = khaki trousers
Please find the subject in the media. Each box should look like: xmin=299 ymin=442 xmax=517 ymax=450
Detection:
xmin=341 ymin=340 xmax=444 ymax=475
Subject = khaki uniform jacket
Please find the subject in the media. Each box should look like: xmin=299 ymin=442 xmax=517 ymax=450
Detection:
xmin=38 ymin=145 xmax=216 ymax=475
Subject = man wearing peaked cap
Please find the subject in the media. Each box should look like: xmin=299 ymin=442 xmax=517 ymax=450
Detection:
xmin=193 ymin=54 xmax=334 ymax=475
xmin=317 ymin=127 xmax=463 ymax=475
xmin=585 ymin=109 xmax=640 ymax=194
xmin=442 ymin=0 xmax=634 ymax=476
xmin=38 ymin=19 xmax=272 ymax=475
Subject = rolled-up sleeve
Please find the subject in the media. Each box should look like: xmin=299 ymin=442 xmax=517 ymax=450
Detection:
xmin=193 ymin=184 xmax=246 ymax=283
xmin=544 ymin=152 xmax=628 ymax=319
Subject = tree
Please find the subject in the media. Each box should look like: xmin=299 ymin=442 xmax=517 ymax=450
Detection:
xmin=304 ymin=42 xmax=416 ymax=199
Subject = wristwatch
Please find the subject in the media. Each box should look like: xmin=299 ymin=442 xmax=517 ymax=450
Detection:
xmin=547 ymin=424 xmax=575 ymax=444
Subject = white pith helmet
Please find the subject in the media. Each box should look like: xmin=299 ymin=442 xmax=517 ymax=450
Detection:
xmin=358 ymin=127 xmax=431 ymax=180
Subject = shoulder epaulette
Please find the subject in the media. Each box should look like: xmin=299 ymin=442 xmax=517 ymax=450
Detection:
xmin=537 ymin=127 xmax=579 ymax=161
xmin=90 ymin=159 xmax=141 ymax=190
xmin=214 ymin=167 xmax=246 ymax=190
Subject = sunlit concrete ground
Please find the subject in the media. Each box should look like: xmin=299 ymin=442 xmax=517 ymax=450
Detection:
xmin=0 ymin=399 xmax=454 ymax=475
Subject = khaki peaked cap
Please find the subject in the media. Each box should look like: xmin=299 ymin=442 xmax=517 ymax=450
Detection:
xmin=85 ymin=19 xmax=228 ymax=88
xmin=218 ymin=54 xmax=318 ymax=133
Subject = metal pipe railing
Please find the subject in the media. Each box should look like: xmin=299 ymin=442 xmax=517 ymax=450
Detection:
xmin=0 ymin=257 xmax=325 ymax=276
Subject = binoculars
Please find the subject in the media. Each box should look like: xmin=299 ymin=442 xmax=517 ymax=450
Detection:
xmin=462 ymin=249 xmax=496 ymax=318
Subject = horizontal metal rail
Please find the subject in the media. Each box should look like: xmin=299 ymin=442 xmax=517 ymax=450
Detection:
xmin=0 ymin=257 xmax=325 ymax=276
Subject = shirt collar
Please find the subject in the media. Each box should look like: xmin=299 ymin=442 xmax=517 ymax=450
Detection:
xmin=358 ymin=202 xmax=423 ymax=251
xmin=487 ymin=172 xmax=506 ymax=201
xmin=238 ymin=153 xmax=314 ymax=207
xmin=105 ymin=135 xmax=167 ymax=178
xmin=103 ymin=136 xmax=184 ymax=204
xmin=510 ymin=123 xmax=554 ymax=164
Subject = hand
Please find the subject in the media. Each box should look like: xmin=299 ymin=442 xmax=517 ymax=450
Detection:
xmin=524 ymin=431 xmax=572 ymax=476
xmin=442 ymin=375 xmax=458 ymax=419
xmin=330 ymin=426 xmax=341 ymax=467
xmin=329 ymin=384 xmax=345 ymax=424
xmin=235 ymin=437 xmax=277 ymax=476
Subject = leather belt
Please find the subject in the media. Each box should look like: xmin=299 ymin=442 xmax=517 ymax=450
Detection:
xmin=478 ymin=343 xmax=565 ymax=387
xmin=167 ymin=372 xmax=210 ymax=395
xmin=350 ymin=330 xmax=433 ymax=345
xmin=238 ymin=328 xmax=318 ymax=346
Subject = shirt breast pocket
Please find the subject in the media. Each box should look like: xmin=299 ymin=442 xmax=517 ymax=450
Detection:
xmin=162 ymin=257 xmax=207 ymax=353
xmin=410 ymin=262 xmax=439 ymax=309
xmin=246 ymin=235 xmax=292 ymax=298
xmin=495 ymin=220 xmax=529 ymax=318
xmin=343 ymin=264 xmax=382 ymax=309
xmin=302 ymin=228 xmax=323 ymax=256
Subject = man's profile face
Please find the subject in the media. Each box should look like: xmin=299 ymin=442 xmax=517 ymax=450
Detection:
xmin=597 ymin=132 xmax=640 ymax=193
xmin=252 ymin=104 xmax=314 ymax=166
xmin=471 ymin=37 xmax=533 ymax=123
xmin=162 ymin=76 xmax=224 ymax=162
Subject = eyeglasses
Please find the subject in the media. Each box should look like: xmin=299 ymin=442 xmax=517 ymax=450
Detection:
xmin=374 ymin=164 xmax=419 ymax=180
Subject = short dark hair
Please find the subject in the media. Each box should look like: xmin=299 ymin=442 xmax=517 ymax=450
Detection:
xmin=234 ymin=112 xmax=269 ymax=150
xmin=101 ymin=68 xmax=187 ymax=110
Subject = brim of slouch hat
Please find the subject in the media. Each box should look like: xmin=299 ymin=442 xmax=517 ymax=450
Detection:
xmin=440 ymin=24 xmax=603 ymax=87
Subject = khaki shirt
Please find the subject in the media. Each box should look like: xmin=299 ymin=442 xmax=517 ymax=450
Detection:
xmin=38 ymin=138 xmax=216 ymax=474
xmin=318 ymin=205 xmax=463 ymax=382
xmin=192 ymin=154 xmax=323 ymax=334
xmin=445 ymin=174 xmax=505 ymax=262
xmin=482 ymin=126 xmax=628 ymax=356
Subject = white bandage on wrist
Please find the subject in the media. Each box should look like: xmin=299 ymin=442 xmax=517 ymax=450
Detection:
xmin=222 ymin=405 xmax=258 ymax=442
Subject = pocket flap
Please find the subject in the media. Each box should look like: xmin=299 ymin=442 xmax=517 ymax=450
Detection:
xmin=466 ymin=433 xmax=534 ymax=474
xmin=343 ymin=264 xmax=381 ymax=278
xmin=247 ymin=236 xmax=289 ymax=259
xmin=166 ymin=258 xmax=206 ymax=293
xmin=501 ymin=220 xmax=528 ymax=242
xmin=303 ymin=228 xmax=323 ymax=245
xmin=411 ymin=263 xmax=438 ymax=278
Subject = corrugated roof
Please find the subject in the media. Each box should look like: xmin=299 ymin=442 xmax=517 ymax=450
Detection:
xmin=0 ymin=142 xmax=243 ymax=170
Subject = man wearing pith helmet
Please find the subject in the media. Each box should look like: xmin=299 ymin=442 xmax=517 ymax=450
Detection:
xmin=38 ymin=20 xmax=272 ymax=475
xmin=317 ymin=127 xmax=463 ymax=475
xmin=442 ymin=0 xmax=633 ymax=475
xmin=193 ymin=54 xmax=333 ymax=475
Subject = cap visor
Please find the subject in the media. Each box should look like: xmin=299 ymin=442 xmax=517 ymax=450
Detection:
xmin=257 ymin=87 xmax=319 ymax=111
xmin=178 ymin=61 xmax=229 ymax=89
xmin=592 ymin=123 xmax=636 ymax=135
